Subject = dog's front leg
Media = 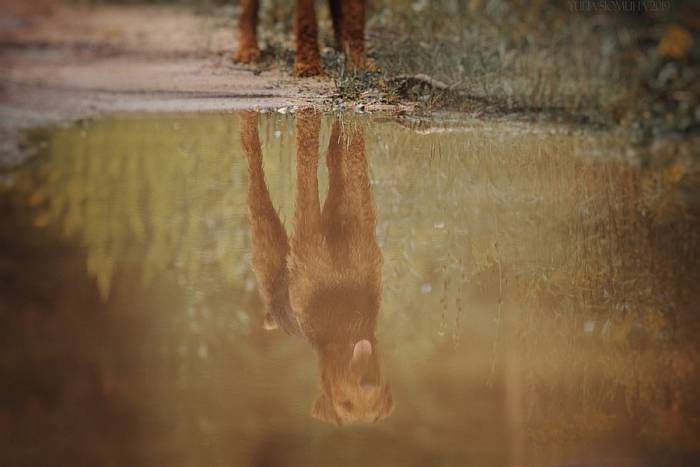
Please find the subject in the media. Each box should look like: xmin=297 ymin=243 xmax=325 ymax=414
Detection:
xmin=234 ymin=0 xmax=260 ymax=63
xmin=341 ymin=0 xmax=365 ymax=69
xmin=294 ymin=0 xmax=323 ymax=76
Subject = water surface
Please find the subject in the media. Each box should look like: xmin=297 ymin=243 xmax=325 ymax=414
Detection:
xmin=2 ymin=111 xmax=699 ymax=467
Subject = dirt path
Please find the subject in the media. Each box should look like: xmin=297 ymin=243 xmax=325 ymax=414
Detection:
xmin=0 ymin=3 xmax=335 ymax=167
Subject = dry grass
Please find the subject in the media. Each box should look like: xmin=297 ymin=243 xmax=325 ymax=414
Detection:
xmin=365 ymin=1 xmax=698 ymax=135
xmin=233 ymin=0 xmax=699 ymax=139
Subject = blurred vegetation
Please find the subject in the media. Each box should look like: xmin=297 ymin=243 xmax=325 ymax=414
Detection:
xmin=2 ymin=112 xmax=698 ymax=465
xmin=362 ymin=0 xmax=699 ymax=136
xmin=21 ymin=114 xmax=253 ymax=299
xmin=141 ymin=0 xmax=699 ymax=140
xmin=367 ymin=117 xmax=700 ymax=462
xmin=56 ymin=0 xmax=699 ymax=138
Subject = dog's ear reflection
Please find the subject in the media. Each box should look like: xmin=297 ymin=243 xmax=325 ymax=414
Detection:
xmin=311 ymin=393 xmax=342 ymax=426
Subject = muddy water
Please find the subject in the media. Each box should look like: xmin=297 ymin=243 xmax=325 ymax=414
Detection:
xmin=1 ymin=111 xmax=699 ymax=467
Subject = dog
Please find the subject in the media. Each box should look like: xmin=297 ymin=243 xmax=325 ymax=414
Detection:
xmin=241 ymin=110 xmax=393 ymax=425
xmin=234 ymin=0 xmax=365 ymax=76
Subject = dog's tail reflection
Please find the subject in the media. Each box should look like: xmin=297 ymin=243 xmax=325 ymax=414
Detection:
xmin=241 ymin=111 xmax=394 ymax=425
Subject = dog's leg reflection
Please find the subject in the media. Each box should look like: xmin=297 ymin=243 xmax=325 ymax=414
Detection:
xmin=290 ymin=110 xmax=323 ymax=263
xmin=241 ymin=112 xmax=298 ymax=334
xmin=322 ymin=120 xmax=381 ymax=274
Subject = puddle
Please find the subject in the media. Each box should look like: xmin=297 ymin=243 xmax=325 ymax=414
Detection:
xmin=2 ymin=111 xmax=699 ymax=466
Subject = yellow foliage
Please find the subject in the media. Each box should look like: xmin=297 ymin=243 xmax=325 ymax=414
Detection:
xmin=658 ymin=25 xmax=694 ymax=60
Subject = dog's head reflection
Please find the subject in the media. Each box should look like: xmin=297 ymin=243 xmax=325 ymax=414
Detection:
xmin=312 ymin=337 xmax=393 ymax=425
xmin=242 ymin=110 xmax=393 ymax=425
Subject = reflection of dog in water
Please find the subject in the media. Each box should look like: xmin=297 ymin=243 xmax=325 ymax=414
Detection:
xmin=242 ymin=110 xmax=393 ymax=425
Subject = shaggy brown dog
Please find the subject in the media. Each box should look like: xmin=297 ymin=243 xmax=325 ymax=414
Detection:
xmin=241 ymin=111 xmax=393 ymax=425
xmin=234 ymin=0 xmax=365 ymax=76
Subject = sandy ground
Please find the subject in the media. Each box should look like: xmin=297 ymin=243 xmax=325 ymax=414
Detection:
xmin=0 ymin=3 xmax=335 ymax=167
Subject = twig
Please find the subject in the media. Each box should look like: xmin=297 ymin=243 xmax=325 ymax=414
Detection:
xmin=388 ymin=73 xmax=451 ymax=90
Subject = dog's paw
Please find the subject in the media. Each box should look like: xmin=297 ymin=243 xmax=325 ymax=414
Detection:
xmin=263 ymin=312 xmax=279 ymax=330
xmin=294 ymin=60 xmax=323 ymax=77
xmin=234 ymin=46 xmax=260 ymax=64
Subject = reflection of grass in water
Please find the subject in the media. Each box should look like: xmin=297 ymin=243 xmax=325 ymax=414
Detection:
xmin=368 ymin=119 xmax=700 ymax=455
xmin=13 ymin=112 xmax=700 ymax=462
xmin=20 ymin=115 xmax=256 ymax=299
